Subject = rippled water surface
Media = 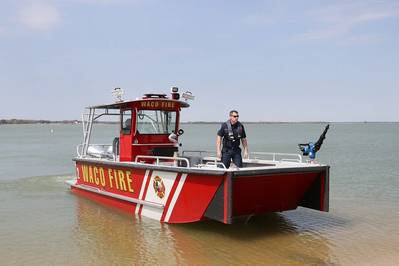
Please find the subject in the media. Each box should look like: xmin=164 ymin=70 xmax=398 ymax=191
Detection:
xmin=1 ymin=123 xmax=399 ymax=265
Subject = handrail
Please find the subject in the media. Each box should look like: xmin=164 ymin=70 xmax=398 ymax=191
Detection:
xmin=135 ymin=155 xmax=190 ymax=168
xmin=77 ymin=144 xmax=83 ymax=157
xmin=204 ymin=161 xmax=227 ymax=169
xmin=189 ymin=150 xmax=302 ymax=163
xmin=132 ymin=143 xmax=177 ymax=146
xmin=182 ymin=150 xmax=216 ymax=157
xmin=182 ymin=151 xmax=227 ymax=169
xmin=77 ymin=143 xmax=115 ymax=160
xmin=183 ymin=150 xmax=302 ymax=163
xmin=250 ymin=152 xmax=302 ymax=163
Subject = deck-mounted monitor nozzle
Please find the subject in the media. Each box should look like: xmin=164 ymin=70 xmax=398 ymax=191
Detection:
xmin=168 ymin=129 xmax=184 ymax=144
xmin=299 ymin=124 xmax=330 ymax=160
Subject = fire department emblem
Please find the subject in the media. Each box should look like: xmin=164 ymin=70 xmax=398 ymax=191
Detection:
xmin=153 ymin=176 xmax=165 ymax=199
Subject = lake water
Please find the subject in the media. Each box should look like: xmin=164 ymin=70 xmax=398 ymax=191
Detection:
xmin=1 ymin=123 xmax=399 ymax=265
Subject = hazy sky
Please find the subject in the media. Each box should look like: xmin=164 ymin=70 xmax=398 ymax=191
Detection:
xmin=0 ymin=0 xmax=398 ymax=122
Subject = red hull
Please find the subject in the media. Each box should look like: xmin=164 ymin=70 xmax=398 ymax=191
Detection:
xmin=232 ymin=172 xmax=325 ymax=216
xmin=68 ymin=159 xmax=329 ymax=224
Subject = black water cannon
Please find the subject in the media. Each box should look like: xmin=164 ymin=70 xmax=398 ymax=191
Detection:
xmin=298 ymin=124 xmax=330 ymax=160
xmin=168 ymin=129 xmax=184 ymax=144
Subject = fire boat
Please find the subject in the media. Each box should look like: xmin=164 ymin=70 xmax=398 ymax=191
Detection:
xmin=66 ymin=88 xmax=330 ymax=224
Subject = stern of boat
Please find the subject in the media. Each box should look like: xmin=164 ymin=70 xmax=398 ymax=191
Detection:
xmin=204 ymin=165 xmax=329 ymax=224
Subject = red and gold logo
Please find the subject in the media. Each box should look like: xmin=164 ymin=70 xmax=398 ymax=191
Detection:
xmin=153 ymin=176 xmax=165 ymax=199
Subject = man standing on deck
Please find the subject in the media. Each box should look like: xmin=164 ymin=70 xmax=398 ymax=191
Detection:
xmin=216 ymin=110 xmax=249 ymax=168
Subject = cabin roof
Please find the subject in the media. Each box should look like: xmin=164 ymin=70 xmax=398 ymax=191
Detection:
xmin=87 ymin=98 xmax=190 ymax=109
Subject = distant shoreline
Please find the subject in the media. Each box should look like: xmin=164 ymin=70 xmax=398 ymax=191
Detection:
xmin=0 ymin=119 xmax=80 ymax=125
xmin=1 ymin=119 xmax=398 ymax=125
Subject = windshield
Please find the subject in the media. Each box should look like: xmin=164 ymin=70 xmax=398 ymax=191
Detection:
xmin=136 ymin=110 xmax=177 ymax=134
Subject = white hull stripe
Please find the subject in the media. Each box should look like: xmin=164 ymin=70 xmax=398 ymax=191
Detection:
xmin=136 ymin=170 xmax=150 ymax=214
xmin=141 ymin=171 xmax=178 ymax=221
xmin=164 ymin=173 xmax=187 ymax=222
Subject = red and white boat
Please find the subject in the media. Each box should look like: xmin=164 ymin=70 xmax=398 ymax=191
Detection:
xmin=66 ymin=88 xmax=330 ymax=224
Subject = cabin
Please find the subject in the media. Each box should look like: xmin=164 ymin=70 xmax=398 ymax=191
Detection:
xmin=78 ymin=88 xmax=190 ymax=164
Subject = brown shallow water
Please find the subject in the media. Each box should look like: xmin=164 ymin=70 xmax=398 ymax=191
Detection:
xmin=1 ymin=123 xmax=399 ymax=265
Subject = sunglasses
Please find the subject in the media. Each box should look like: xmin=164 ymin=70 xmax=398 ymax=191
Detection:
xmin=231 ymin=115 xmax=239 ymax=118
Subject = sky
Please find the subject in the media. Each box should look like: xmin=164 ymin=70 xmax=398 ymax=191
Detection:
xmin=0 ymin=0 xmax=398 ymax=122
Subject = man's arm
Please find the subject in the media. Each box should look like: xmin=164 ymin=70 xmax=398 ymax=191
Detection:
xmin=242 ymin=138 xmax=249 ymax=159
xmin=216 ymin=135 xmax=222 ymax=159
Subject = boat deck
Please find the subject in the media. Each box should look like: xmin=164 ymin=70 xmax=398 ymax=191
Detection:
xmin=73 ymin=150 xmax=327 ymax=177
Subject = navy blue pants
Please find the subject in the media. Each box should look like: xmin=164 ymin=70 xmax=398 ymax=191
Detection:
xmin=221 ymin=149 xmax=243 ymax=168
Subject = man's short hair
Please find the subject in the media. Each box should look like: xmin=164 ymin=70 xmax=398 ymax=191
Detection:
xmin=229 ymin=110 xmax=238 ymax=116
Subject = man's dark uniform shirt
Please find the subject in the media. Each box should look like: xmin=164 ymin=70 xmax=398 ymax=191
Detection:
xmin=217 ymin=121 xmax=246 ymax=168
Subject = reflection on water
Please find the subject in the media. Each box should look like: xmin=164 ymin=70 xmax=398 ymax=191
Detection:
xmin=73 ymin=195 xmax=336 ymax=266
xmin=1 ymin=175 xmax=398 ymax=266
xmin=73 ymin=197 xmax=183 ymax=265
xmin=169 ymin=215 xmax=335 ymax=266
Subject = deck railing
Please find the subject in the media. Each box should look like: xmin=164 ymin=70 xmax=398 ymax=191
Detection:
xmin=250 ymin=152 xmax=303 ymax=163
xmin=135 ymin=155 xmax=190 ymax=168
xmin=183 ymin=150 xmax=302 ymax=163
xmin=77 ymin=143 xmax=116 ymax=160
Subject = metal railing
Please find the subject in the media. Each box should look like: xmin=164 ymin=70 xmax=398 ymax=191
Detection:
xmin=181 ymin=150 xmax=227 ymax=169
xmin=135 ymin=155 xmax=190 ymax=168
xmin=77 ymin=143 xmax=116 ymax=160
xmin=250 ymin=152 xmax=302 ymax=163
xmin=76 ymin=144 xmax=84 ymax=157
xmin=203 ymin=161 xmax=227 ymax=169
xmin=80 ymin=107 xmax=120 ymax=158
xmin=183 ymin=150 xmax=302 ymax=163
xmin=81 ymin=109 xmax=95 ymax=157
xmin=182 ymin=150 xmax=215 ymax=157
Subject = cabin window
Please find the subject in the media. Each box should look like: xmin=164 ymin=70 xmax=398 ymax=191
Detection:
xmin=121 ymin=110 xmax=132 ymax=135
xmin=136 ymin=110 xmax=176 ymax=134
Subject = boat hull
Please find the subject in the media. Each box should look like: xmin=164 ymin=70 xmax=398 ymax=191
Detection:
xmin=68 ymin=158 xmax=329 ymax=224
